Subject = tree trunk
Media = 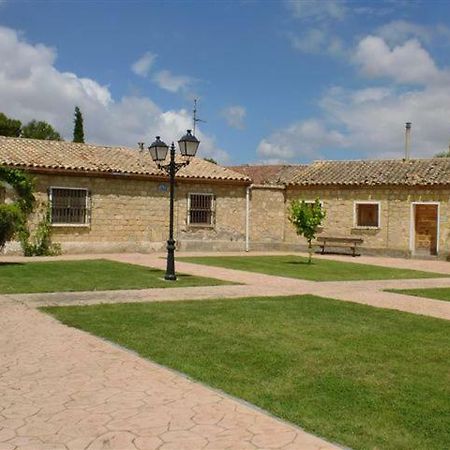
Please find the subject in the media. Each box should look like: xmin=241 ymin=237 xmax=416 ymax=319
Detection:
xmin=308 ymin=238 xmax=312 ymax=264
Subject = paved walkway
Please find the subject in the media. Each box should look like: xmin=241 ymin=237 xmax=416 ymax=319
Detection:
xmin=8 ymin=253 xmax=450 ymax=320
xmin=1 ymin=251 xmax=449 ymax=449
xmin=0 ymin=299 xmax=339 ymax=450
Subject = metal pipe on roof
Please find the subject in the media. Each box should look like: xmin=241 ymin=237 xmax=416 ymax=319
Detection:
xmin=405 ymin=122 xmax=412 ymax=160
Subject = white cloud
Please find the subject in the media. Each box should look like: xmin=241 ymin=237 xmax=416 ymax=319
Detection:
xmin=376 ymin=20 xmax=433 ymax=46
xmin=376 ymin=20 xmax=450 ymax=46
xmin=152 ymin=70 xmax=192 ymax=93
xmin=257 ymin=119 xmax=346 ymax=161
xmin=221 ymin=105 xmax=246 ymax=130
xmin=289 ymin=29 xmax=345 ymax=56
xmin=131 ymin=51 xmax=156 ymax=77
xmin=285 ymin=0 xmax=346 ymax=21
xmin=354 ymin=36 xmax=443 ymax=85
xmin=0 ymin=26 xmax=228 ymax=162
xmin=258 ymin=35 xmax=450 ymax=162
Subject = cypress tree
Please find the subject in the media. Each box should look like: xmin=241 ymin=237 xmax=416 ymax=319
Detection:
xmin=72 ymin=106 xmax=85 ymax=143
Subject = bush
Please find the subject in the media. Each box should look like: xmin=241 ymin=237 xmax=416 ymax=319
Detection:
xmin=19 ymin=204 xmax=61 ymax=256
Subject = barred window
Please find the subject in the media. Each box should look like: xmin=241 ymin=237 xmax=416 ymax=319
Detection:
xmin=188 ymin=193 xmax=215 ymax=226
xmin=50 ymin=188 xmax=90 ymax=225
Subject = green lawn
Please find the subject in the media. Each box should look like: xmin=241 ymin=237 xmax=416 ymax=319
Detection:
xmin=178 ymin=255 xmax=446 ymax=281
xmin=389 ymin=287 xmax=450 ymax=302
xmin=0 ymin=259 xmax=230 ymax=294
xmin=44 ymin=296 xmax=450 ymax=450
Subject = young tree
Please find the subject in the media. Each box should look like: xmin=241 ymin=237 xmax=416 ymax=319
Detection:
xmin=72 ymin=106 xmax=85 ymax=143
xmin=21 ymin=120 xmax=62 ymax=141
xmin=0 ymin=112 xmax=22 ymax=137
xmin=288 ymin=199 xmax=325 ymax=264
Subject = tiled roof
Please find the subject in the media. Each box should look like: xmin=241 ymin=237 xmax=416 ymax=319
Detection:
xmin=231 ymin=159 xmax=450 ymax=187
xmin=289 ymin=159 xmax=450 ymax=186
xmin=228 ymin=165 xmax=308 ymax=185
xmin=0 ymin=136 xmax=249 ymax=183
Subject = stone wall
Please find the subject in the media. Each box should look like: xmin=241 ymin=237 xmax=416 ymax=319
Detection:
xmin=284 ymin=186 xmax=450 ymax=258
xmin=3 ymin=170 xmax=449 ymax=259
xmin=248 ymin=186 xmax=285 ymax=249
xmin=4 ymin=173 xmax=248 ymax=254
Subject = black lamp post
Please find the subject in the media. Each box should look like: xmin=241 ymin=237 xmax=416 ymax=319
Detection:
xmin=148 ymin=130 xmax=200 ymax=280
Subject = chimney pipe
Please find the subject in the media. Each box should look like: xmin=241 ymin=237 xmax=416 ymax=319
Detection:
xmin=137 ymin=142 xmax=144 ymax=151
xmin=405 ymin=122 xmax=411 ymax=160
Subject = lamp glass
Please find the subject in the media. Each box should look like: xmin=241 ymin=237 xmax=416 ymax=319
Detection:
xmin=148 ymin=136 xmax=169 ymax=162
xmin=178 ymin=130 xmax=200 ymax=158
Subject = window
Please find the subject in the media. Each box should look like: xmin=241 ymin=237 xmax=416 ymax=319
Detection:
xmin=188 ymin=193 xmax=215 ymax=226
xmin=355 ymin=202 xmax=380 ymax=228
xmin=50 ymin=188 xmax=90 ymax=225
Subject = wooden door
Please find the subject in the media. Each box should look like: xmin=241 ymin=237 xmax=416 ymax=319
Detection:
xmin=414 ymin=204 xmax=438 ymax=255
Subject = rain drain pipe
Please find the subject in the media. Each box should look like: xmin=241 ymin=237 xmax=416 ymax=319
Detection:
xmin=245 ymin=185 xmax=251 ymax=252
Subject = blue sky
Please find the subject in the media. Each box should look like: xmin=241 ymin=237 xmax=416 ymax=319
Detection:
xmin=1 ymin=0 xmax=450 ymax=164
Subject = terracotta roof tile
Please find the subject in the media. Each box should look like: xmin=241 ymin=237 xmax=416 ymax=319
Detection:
xmin=289 ymin=159 xmax=450 ymax=186
xmin=0 ymin=136 xmax=249 ymax=183
xmin=229 ymin=164 xmax=308 ymax=185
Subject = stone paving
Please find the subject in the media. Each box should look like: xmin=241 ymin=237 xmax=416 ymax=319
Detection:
xmin=1 ymin=251 xmax=450 ymax=449
xmin=0 ymin=298 xmax=339 ymax=450
xmin=8 ymin=252 xmax=449 ymax=320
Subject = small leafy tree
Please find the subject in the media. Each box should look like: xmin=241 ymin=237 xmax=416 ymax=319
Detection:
xmin=0 ymin=112 xmax=22 ymax=137
xmin=73 ymin=106 xmax=85 ymax=143
xmin=289 ymin=199 xmax=325 ymax=264
xmin=21 ymin=120 xmax=62 ymax=141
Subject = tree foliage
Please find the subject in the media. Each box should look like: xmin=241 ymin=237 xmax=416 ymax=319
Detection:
xmin=0 ymin=167 xmax=35 ymax=250
xmin=289 ymin=199 xmax=325 ymax=264
xmin=204 ymin=157 xmax=218 ymax=164
xmin=0 ymin=112 xmax=22 ymax=137
xmin=435 ymin=150 xmax=450 ymax=158
xmin=73 ymin=106 xmax=85 ymax=143
xmin=21 ymin=120 xmax=62 ymax=141
xmin=0 ymin=112 xmax=63 ymax=141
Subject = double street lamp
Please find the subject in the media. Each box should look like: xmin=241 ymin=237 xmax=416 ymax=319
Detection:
xmin=148 ymin=130 xmax=200 ymax=280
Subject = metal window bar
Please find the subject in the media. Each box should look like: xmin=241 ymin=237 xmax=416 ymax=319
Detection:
xmin=50 ymin=188 xmax=89 ymax=224
xmin=189 ymin=194 xmax=214 ymax=225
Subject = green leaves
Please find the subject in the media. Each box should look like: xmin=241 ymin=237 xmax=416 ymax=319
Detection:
xmin=289 ymin=199 xmax=325 ymax=263
xmin=21 ymin=120 xmax=62 ymax=141
xmin=0 ymin=167 xmax=35 ymax=250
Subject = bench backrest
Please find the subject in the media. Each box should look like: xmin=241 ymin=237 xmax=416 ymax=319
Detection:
xmin=316 ymin=236 xmax=364 ymax=244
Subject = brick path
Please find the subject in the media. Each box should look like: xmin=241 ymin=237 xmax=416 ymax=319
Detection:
xmin=1 ymin=251 xmax=449 ymax=449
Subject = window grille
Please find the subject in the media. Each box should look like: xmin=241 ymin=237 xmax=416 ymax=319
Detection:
xmin=188 ymin=193 xmax=215 ymax=226
xmin=355 ymin=203 xmax=379 ymax=227
xmin=50 ymin=188 xmax=90 ymax=225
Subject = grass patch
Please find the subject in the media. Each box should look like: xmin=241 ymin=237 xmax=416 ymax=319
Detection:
xmin=43 ymin=295 xmax=450 ymax=450
xmin=0 ymin=259 xmax=230 ymax=294
xmin=388 ymin=287 xmax=450 ymax=302
xmin=178 ymin=255 xmax=445 ymax=281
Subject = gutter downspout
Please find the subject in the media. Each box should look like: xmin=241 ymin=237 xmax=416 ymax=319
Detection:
xmin=245 ymin=185 xmax=251 ymax=252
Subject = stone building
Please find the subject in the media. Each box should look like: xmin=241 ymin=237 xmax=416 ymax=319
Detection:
xmin=1 ymin=136 xmax=449 ymax=259
xmin=0 ymin=136 xmax=250 ymax=254
xmin=231 ymin=159 xmax=450 ymax=258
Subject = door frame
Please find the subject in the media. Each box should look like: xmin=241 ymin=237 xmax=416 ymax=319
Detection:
xmin=409 ymin=202 xmax=440 ymax=255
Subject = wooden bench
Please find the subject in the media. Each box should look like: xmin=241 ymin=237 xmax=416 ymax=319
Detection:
xmin=316 ymin=236 xmax=364 ymax=257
